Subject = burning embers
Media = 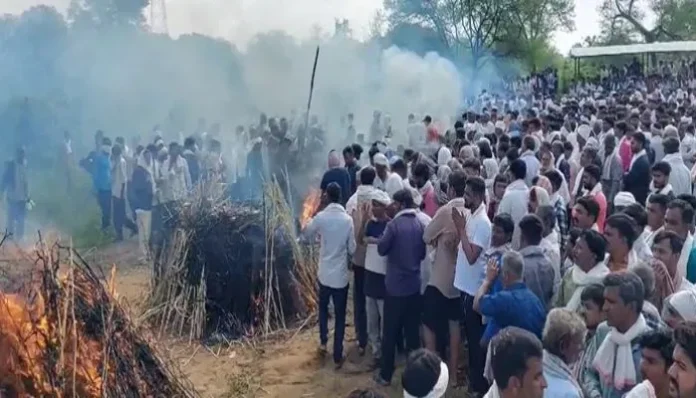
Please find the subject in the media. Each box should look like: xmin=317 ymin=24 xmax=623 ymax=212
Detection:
xmin=0 ymin=243 xmax=196 ymax=397
xmin=300 ymin=188 xmax=322 ymax=229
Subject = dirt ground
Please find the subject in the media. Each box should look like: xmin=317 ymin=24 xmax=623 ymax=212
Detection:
xmin=1 ymin=239 xmax=462 ymax=397
xmin=101 ymin=241 xmax=427 ymax=398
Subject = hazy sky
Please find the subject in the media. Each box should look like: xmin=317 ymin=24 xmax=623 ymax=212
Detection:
xmin=4 ymin=0 xmax=602 ymax=55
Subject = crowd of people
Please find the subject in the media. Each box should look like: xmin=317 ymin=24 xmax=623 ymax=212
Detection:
xmin=7 ymin=54 xmax=696 ymax=398
xmin=304 ymin=63 xmax=696 ymax=398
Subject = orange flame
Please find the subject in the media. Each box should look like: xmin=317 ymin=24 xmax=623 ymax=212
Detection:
xmin=300 ymin=188 xmax=321 ymax=229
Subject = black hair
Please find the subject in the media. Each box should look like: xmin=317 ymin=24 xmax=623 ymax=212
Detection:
xmin=632 ymin=132 xmax=647 ymax=148
xmin=505 ymin=147 xmax=520 ymax=162
xmin=391 ymin=159 xmax=407 ymax=174
xmin=580 ymin=229 xmax=607 ymax=264
xmin=648 ymin=193 xmax=671 ymax=210
xmin=368 ymin=146 xmax=380 ymax=163
xmin=491 ymin=327 xmax=543 ymax=390
xmin=519 ymin=214 xmax=544 ymax=246
xmin=605 ymin=213 xmax=639 ymax=248
xmin=359 ymin=166 xmax=376 ymax=186
xmin=638 ymin=329 xmax=676 ymax=370
xmin=351 ymin=143 xmax=363 ymax=159
xmin=623 ymin=203 xmax=648 ymax=229
xmin=580 ymin=283 xmax=605 ymax=307
xmin=449 ymin=170 xmax=467 ymax=197
xmin=402 ymin=349 xmax=442 ymax=398
xmin=184 ymin=136 xmax=196 ymax=148
xmin=652 ymin=161 xmax=672 ymax=177
xmin=544 ymin=170 xmax=563 ymax=192
xmin=494 ymin=174 xmax=508 ymax=186
xmin=508 ymin=159 xmax=527 ymax=181
xmin=563 ymin=141 xmax=574 ymax=152
xmin=583 ymin=164 xmax=601 ymax=182
xmin=413 ymin=163 xmax=431 ymax=181
xmin=326 ymin=182 xmax=342 ymax=204
xmin=493 ymin=214 xmax=515 ymax=236
xmin=674 ymin=321 xmax=696 ymax=370
xmin=342 ymin=145 xmax=354 ymax=156
xmin=466 ymin=176 xmax=486 ymax=198
xmin=603 ymin=271 xmax=645 ymax=314
xmin=393 ymin=188 xmax=415 ymax=208
xmin=668 ymin=199 xmax=696 ymax=225
xmin=653 ymin=229 xmax=685 ymax=254
xmin=576 ymin=196 xmax=600 ymax=222
xmin=478 ymin=141 xmax=493 ymax=159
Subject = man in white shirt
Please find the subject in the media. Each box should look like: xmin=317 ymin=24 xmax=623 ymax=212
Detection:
xmin=663 ymin=137 xmax=692 ymax=197
xmin=303 ymin=182 xmax=356 ymax=368
xmin=452 ymin=176 xmax=492 ymax=395
xmin=520 ymin=136 xmax=540 ymax=186
xmin=372 ymin=153 xmax=404 ymax=198
xmin=498 ymin=159 xmax=529 ymax=249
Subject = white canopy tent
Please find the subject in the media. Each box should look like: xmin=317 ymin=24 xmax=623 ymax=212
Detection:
xmin=570 ymin=41 xmax=696 ymax=58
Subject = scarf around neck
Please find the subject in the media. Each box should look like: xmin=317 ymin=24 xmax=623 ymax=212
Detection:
xmin=625 ymin=380 xmax=657 ymax=398
xmin=403 ymin=361 xmax=449 ymax=398
xmin=566 ymin=263 xmax=610 ymax=311
xmin=543 ymin=350 xmax=583 ymax=398
xmin=592 ymin=315 xmax=649 ymax=391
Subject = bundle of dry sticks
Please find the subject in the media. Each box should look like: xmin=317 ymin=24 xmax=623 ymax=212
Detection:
xmin=0 ymin=238 xmax=197 ymax=397
xmin=143 ymin=180 xmax=318 ymax=344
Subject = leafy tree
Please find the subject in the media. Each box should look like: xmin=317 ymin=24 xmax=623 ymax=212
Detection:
xmin=383 ymin=0 xmax=518 ymax=69
xmin=383 ymin=0 xmax=573 ymax=73
xmin=597 ymin=0 xmax=696 ymax=43
xmin=68 ymin=0 xmax=149 ymax=28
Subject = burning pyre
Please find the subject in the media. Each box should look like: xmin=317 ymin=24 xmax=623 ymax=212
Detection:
xmin=300 ymin=188 xmax=321 ymax=229
xmin=0 ymin=241 xmax=197 ymax=397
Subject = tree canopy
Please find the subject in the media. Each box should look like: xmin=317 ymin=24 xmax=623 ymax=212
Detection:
xmin=382 ymin=0 xmax=575 ymax=72
xmin=597 ymin=0 xmax=696 ymax=44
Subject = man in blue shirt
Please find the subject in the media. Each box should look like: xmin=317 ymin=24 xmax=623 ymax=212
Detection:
xmin=473 ymin=251 xmax=546 ymax=343
xmin=374 ymin=189 xmax=426 ymax=386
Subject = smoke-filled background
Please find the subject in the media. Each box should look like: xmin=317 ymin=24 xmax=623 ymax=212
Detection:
xmin=0 ymin=0 xmax=568 ymax=244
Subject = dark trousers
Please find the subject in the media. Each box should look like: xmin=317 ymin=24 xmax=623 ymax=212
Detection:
xmin=6 ymin=200 xmax=26 ymax=241
xmin=353 ymin=266 xmax=368 ymax=349
xmin=112 ymin=195 xmax=137 ymax=241
xmin=318 ymin=283 xmax=349 ymax=364
xmin=462 ymin=292 xmax=489 ymax=394
xmin=380 ymin=293 xmax=421 ymax=382
xmin=97 ymin=190 xmax=112 ymax=230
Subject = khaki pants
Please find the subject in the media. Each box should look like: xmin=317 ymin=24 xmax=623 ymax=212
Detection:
xmin=135 ymin=209 xmax=152 ymax=259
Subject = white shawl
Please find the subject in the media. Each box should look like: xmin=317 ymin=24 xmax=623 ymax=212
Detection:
xmin=592 ymin=315 xmax=649 ymax=391
xmin=625 ymin=380 xmax=657 ymax=398
xmin=403 ymin=361 xmax=449 ymax=398
xmin=566 ymin=263 xmax=610 ymax=311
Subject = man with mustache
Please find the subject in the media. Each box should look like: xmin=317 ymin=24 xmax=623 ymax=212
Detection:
xmin=669 ymin=321 xmax=696 ymax=398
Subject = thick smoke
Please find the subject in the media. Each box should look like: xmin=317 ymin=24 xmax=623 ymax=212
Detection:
xmin=0 ymin=2 xmax=462 ymax=240
xmin=240 ymin=33 xmax=462 ymax=147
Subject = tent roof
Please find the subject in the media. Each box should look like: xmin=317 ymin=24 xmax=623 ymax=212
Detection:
xmin=570 ymin=41 xmax=696 ymax=58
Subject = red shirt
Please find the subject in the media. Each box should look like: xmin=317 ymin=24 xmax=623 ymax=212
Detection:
xmin=619 ymin=138 xmax=633 ymax=173
xmin=593 ymin=191 xmax=607 ymax=232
